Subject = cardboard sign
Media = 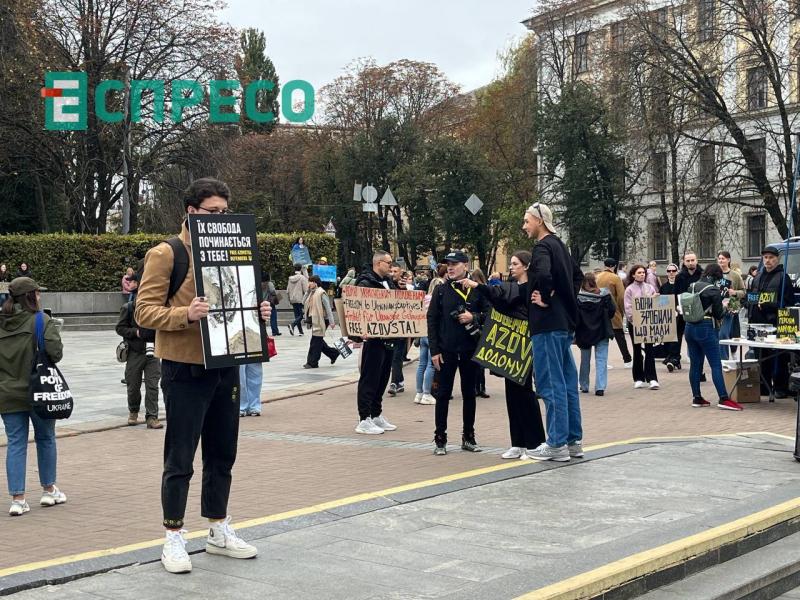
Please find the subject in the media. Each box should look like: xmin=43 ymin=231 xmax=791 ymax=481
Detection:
xmin=777 ymin=307 xmax=800 ymax=339
xmin=632 ymin=294 xmax=677 ymax=344
xmin=341 ymin=285 xmax=427 ymax=338
xmin=313 ymin=264 xmax=338 ymax=283
xmin=0 ymin=282 xmax=8 ymax=294
xmin=471 ymin=308 xmax=532 ymax=385
xmin=291 ymin=246 xmax=312 ymax=266
xmin=188 ymin=213 xmax=268 ymax=369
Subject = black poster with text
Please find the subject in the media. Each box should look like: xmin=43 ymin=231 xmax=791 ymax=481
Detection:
xmin=188 ymin=214 xmax=268 ymax=369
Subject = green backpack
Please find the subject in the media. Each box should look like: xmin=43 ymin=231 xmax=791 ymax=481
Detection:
xmin=680 ymin=282 xmax=713 ymax=323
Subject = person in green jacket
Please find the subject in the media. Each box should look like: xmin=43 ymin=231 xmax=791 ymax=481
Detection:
xmin=0 ymin=277 xmax=65 ymax=516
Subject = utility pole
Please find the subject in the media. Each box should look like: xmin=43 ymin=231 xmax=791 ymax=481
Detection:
xmin=121 ymin=64 xmax=132 ymax=234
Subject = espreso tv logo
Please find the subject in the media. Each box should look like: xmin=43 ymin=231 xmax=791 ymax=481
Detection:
xmin=42 ymin=71 xmax=314 ymax=131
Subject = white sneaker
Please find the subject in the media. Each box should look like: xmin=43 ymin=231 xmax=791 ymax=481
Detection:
xmin=161 ymin=529 xmax=192 ymax=573
xmin=372 ymin=415 xmax=397 ymax=431
xmin=419 ymin=393 xmax=436 ymax=405
xmin=414 ymin=393 xmax=423 ymax=404
xmin=355 ymin=419 xmax=384 ymax=434
xmin=634 ymin=381 xmax=646 ymax=389
xmin=607 ymin=364 xmax=614 ymax=370
xmin=40 ymin=486 xmax=67 ymax=506
xmin=206 ymin=516 xmax=257 ymax=559
xmin=9 ymin=499 xmax=30 ymax=516
xmin=501 ymin=447 xmax=524 ymax=459
xmin=649 ymin=380 xmax=660 ymax=390
xmin=623 ymin=361 xmax=633 ymax=369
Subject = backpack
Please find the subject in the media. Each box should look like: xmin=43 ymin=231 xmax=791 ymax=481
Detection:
xmin=680 ymin=282 xmax=713 ymax=324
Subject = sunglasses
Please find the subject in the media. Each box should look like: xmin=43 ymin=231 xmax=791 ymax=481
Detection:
xmin=529 ymin=202 xmax=544 ymax=220
xmin=667 ymin=269 xmax=677 ymax=272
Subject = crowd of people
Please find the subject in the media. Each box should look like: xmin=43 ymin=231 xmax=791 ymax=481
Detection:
xmin=1 ymin=176 xmax=797 ymax=579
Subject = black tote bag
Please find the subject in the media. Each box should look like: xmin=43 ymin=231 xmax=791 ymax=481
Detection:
xmin=29 ymin=311 xmax=73 ymax=420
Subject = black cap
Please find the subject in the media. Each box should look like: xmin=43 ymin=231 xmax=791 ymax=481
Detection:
xmin=762 ymin=245 xmax=780 ymax=256
xmin=603 ymin=257 xmax=618 ymax=268
xmin=444 ymin=250 xmax=469 ymax=263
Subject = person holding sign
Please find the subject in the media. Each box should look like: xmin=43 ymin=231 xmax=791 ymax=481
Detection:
xmin=136 ymin=178 xmax=273 ymax=575
xmin=428 ymin=251 xmax=491 ymax=455
xmin=353 ymin=251 xmax=401 ymax=435
xmin=747 ymin=245 xmax=796 ymax=398
xmin=624 ymin=265 xmax=659 ymax=390
xmin=682 ymin=264 xmax=741 ymax=410
xmin=458 ymin=250 xmax=545 ymax=459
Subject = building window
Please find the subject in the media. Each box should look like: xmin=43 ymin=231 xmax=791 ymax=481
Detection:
xmin=698 ymin=144 xmax=715 ymax=185
xmin=698 ymin=0 xmax=716 ymax=41
xmin=651 ymin=151 xmax=667 ymax=191
xmin=747 ymin=66 xmax=767 ymax=110
xmin=749 ymin=137 xmax=766 ymax=170
xmin=574 ymin=32 xmax=589 ymax=74
xmin=695 ymin=215 xmax=717 ymax=259
xmin=611 ymin=22 xmax=625 ymax=51
xmin=649 ymin=221 xmax=669 ymax=261
xmin=746 ymin=215 xmax=766 ymax=257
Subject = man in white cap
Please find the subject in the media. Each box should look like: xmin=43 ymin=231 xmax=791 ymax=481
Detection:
xmin=523 ymin=203 xmax=584 ymax=462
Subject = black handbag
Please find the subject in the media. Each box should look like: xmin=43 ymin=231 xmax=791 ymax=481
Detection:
xmin=29 ymin=312 xmax=73 ymax=420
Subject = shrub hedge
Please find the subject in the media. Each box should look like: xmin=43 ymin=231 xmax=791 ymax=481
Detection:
xmin=0 ymin=232 xmax=338 ymax=291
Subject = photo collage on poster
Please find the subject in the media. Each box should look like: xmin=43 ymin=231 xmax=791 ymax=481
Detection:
xmin=201 ymin=265 xmax=262 ymax=357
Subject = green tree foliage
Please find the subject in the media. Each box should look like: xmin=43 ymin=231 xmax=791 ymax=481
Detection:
xmin=537 ymin=82 xmax=633 ymax=261
xmin=234 ymin=29 xmax=280 ymax=135
xmin=0 ymin=232 xmax=337 ymax=291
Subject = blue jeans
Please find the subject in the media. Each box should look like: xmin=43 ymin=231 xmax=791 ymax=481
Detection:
xmin=416 ymin=337 xmax=435 ymax=394
xmin=532 ymin=330 xmax=583 ymax=447
xmin=685 ymin=320 xmax=729 ymax=401
xmin=291 ymin=303 xmax=304 ymax=333
xmin=270 ymin=304 xmax=279 ymax=335
xmin=718 ymin=313 xmax=738 ymax=360
xmin=1 ymin=410 xmax=57 ymax=496
xmin=239 ymin=362 xmax=263 ymax=414
xmin=579 ymin=339 xmax=609 ymax=392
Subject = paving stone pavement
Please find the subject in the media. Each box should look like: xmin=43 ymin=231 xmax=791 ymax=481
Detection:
xmin=1 ymin=336 xmax=799 ymax=597
xmin=4 ymin=435 xmax=799 ymax=599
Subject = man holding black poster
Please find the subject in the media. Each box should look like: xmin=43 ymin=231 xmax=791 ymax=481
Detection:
xmin=136 ymin=178 xmax=272 ymax=575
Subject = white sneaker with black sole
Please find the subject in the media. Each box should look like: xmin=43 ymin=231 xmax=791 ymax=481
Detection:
xmin=161 ymin=529 xmax=192 ymax=573
xmin=9 ymin=499 xmax=30 ymax=516
xmin=206 ymin=516 xmax=258 ymax=559
xmin=355 ymin=419 xmax=384 ymax=434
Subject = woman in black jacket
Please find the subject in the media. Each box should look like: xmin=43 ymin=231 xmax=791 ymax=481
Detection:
xmin=575 ymin=272 xmax=616 ymax=396
xmin=458 ymin=250 xmax=546 ymax=460
xmin=684 ymin=264 xmax=740 ymax=410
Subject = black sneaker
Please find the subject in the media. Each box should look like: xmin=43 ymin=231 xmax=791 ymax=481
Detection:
xmin=595 ymin=390 xmax=604 ymax=397
xmin=666 ymin=362 xmax=675 ymax=373
xmin=461 ymin=434 xmax=482 ymax=452
xmin=692 ymin=397 xmax=711 ymax=408
xmin=434 ymin=435 xmax=447 ymax=456
xmin=287 ymin=324 xmax=294 ymax=336
xmin=477 ymin=390 xmax=490 ymax=398
xmin=330 ymin=354 xmax=338 ymax=365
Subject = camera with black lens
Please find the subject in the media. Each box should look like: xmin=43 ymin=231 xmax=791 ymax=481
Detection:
xmin=450 ymin=305 xmax=481 ymax=337
xmin=145 ymin=342 xmax=155 ymax=358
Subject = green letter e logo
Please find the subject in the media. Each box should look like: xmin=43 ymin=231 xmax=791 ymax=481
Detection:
xmin=43 ymin=72 xmax=88 ymax=131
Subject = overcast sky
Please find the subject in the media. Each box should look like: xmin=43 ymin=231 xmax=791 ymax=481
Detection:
xmin=220 ymin=0 xmax=536 ymax=94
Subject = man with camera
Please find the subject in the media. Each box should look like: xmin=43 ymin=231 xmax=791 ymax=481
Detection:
xmin=427 ymin=251 xmax=490 ymax=455
xmin=116 ymin=299 xmax=162 ymax=428
xmin=136 ymin=177 xmax=273 ymax=575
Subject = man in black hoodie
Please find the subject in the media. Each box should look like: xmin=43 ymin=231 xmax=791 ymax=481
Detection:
xmin=523 ymin=203 xmax=584 ymax=462
xmin=427 ymin=251 xmax=490 ymax=455
xmin=353 ymin=251 xmax=401 ymax=435
xmin=674 ymin=251 xmax=704 ymax=368
xmin=748 ymin=245 xmax=796 ymax=397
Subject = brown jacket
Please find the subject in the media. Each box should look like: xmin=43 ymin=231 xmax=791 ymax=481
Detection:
xmin=135 ymin=225 xmax=203 ymax=364
xmin=596 ymin=269 xmax=625 ymax=329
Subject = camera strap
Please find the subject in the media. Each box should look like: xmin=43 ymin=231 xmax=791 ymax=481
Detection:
xmin=450 ymin=281 xmax=471 ymax=303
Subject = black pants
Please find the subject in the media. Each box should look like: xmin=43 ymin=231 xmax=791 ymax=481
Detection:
xmin=160 ymin=360 xmax=239 ymax=529
xmin=307 ymin=335 xmax=338 ymax=367
xmin=126 ymin=350 xmax=160 ymax=419
xmin=291 ymin=303 xmax=305 ymax=333
xmin=628 ymin=323 xmax=657 ymax=382
xmin=357 ymin=339 xmax=393 ymax=420
xmin=391 ymin=339 xmax=405 ymax=385
xmin=505 ymin=373 xmax=545 ymax=449
xmin=434 ymin=351 xmax=478 ymax=438
xmin=759 ymin=348 xmax=790 ymax=394
xmin=613 ymin=328 xmax=632 ymax=363
xmin=475 ymin=368 xmax=486 ymax=394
